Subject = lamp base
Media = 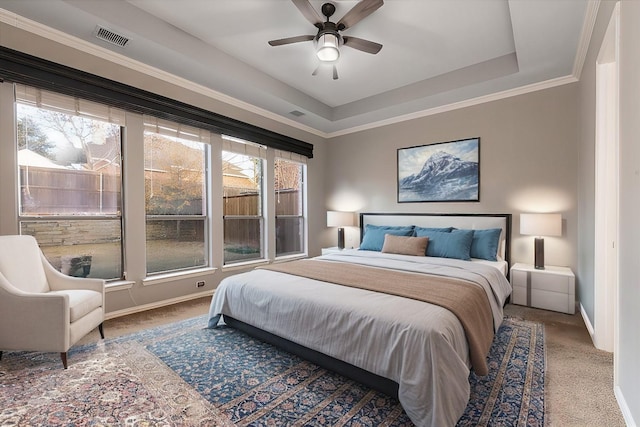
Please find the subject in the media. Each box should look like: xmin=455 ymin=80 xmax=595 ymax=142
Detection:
xmin=337 ymin=228 xmax=345 ymax=250
xmin=534 ymin=237 xmax=545 ymax=269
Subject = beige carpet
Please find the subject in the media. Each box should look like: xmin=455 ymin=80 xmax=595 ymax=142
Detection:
xmin=504 ymin=304 xmax=625 ymax=426
xmin=80 ymin=297 xmax=626 ymax=426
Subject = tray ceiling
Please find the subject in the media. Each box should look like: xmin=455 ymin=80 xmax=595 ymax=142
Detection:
xmin=0 ymin=0 xmax=591 ymax=136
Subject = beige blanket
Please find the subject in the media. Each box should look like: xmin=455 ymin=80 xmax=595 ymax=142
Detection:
xmin=259 ymin=259 xmax=494 ymax=376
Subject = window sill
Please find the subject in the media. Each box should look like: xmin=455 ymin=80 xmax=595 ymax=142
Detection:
xmin=221 ymin=253 xmax=307 ymax=272
xmin=274 ymin=253 xmax=307 ymax=263
xmin=142 ymin=267 xmax=217 ymax=286
xmin=222 ymin=258 xmax=270 ymax=272
xmin=105 ymin=280 xmax=136 ymax=292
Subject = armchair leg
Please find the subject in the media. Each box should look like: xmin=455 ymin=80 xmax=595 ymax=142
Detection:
xmin=98 ymin=323 xmax=104 ymax=339
xmin=60 ymin=352 xmax=68 ymax=369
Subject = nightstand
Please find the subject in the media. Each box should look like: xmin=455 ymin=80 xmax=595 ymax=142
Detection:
xmin=510 ymin=263 xmax=575 ymax=314
xmin=321 ymin=247 xmax=342 ymax=255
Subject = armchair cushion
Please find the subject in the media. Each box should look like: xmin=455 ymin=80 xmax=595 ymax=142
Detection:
xmin=49 ymin=289 xmax=103 ymax=322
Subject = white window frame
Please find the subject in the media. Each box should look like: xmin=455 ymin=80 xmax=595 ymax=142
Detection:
xmin=221 ymin=135 xmax=267 ymax=266
xmin=142 ymin=116 xmax=211 ymax=276
xmin=274 ymin=154 xmax=307 ymax=259
xmin=14 ymin=84 xmax=126 ymax=281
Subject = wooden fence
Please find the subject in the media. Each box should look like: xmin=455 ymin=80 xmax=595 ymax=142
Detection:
xmin=223 ymin=189 xmax=301 ymax=216
xmin=20 ymin=166 xmax=120 ymax=215
xmin=20 ymin=166 xmax=302 ymax=253
xmin=223 ymin=189 xmax=303 ymax=253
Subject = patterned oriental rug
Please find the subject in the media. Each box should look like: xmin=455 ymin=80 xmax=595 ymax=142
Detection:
xmin=0 ymin=315 xmax=544 ymax=426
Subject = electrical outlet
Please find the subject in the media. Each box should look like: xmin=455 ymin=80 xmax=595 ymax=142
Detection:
xmin=196 ymin=280 xmax=205 ymax=288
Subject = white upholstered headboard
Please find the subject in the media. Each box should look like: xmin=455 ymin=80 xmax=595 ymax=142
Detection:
xmin=359 ymin=212 xmax=512 ymax=266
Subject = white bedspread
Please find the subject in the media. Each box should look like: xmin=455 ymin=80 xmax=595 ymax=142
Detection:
xmin=208 ymin=250 xmax=512 ymax=427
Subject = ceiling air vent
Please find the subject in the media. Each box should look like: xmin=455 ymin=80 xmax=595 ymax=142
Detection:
xmin=289 ymin=110 xmax=305 ymax=117
xmin=94 ymin=26 xmax=129 ymax=48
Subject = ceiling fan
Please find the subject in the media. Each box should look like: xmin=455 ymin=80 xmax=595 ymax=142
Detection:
xmin=268 ymin=0 xmax=384 ymax=80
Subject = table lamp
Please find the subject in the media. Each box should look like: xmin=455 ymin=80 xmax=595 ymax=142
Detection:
xmin=520 ymin=213 xmax=562 ymax=269
xmin=327 ymin=211 xmax=355 ymax=250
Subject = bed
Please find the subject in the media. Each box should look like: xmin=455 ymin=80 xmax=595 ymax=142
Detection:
xmin=208 ymin=212 xmax=512 ymax=426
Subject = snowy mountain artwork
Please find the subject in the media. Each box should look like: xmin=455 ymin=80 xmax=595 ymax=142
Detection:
xmin=397 ymin=138 xmax=479 ymax=202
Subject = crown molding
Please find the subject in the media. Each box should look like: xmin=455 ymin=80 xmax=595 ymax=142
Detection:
xmin=573 ymin=0 xmax=601 ymax=80
xmin=326 ymin=74 xmax=579 ymax=138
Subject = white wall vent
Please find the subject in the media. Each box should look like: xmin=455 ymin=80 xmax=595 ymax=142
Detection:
xmin=94 ymin=26 xmax=129 ymax=48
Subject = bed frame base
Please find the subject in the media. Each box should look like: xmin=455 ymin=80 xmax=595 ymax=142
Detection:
xmin=224 ymin=316 xmax=400 ymax=400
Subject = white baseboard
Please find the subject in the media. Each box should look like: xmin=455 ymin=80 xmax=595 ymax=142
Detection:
xmin=105 ymin=290 xmax=214 ymax=320
xmin=580 ymin=303 xmax=596 ymax=339
xmin=615 ymin=385 xmax=637 ymax=427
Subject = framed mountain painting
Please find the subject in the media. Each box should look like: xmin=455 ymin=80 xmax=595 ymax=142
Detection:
xmin=397 ymin=137 xmax=480 ymax=203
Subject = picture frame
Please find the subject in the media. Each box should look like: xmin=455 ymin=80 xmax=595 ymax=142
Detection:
xmin=397 ymin=137 xmax=480 ymax=203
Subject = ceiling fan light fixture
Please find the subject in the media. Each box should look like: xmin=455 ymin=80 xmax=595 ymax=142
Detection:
xmin=316 ymin=33 xmax=340 ymax=62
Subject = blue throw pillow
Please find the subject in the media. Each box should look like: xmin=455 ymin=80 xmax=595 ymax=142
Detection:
xmin=469 ymin=228 xmax=502 ymax=261
xmin=360 ymin=225 xmax=414 ymax=252
xmin=413 ymin=226 xmax=454 ymax=235
xmin=416 ymin=228 xmax=474 ymax=260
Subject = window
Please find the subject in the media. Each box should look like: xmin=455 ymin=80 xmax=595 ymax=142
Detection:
xmin=16 ymin=85 xmax=125 ymax=280
xmin=222 ymin=137 xmax=266 ymax=264
xmin=144 ymin=117 xmax=210 ymax=275
xmin=9 ymin=77 xmax=311 ymax=289
xmin=275 ymin=157 xmax=306 ymax=256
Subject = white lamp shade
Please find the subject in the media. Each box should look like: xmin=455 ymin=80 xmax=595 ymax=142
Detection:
xmin=327 ymin=211 xmax=354 ymax=227
xmin=316 ymin=33 xmax=340 ymax=62
xmin=520 ymin=213 xmax=562 ymax=237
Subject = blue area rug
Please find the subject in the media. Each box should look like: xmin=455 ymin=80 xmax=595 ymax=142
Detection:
xmin=0 ymin=315 xmax=544 ymax=426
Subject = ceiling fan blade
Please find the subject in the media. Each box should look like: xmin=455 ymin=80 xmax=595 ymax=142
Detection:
xmin=337 ymin=0 xmax=384 ymax=31
xmin=291 ymin=0 xmax=324 ymax=29
xmin=342 ymin=36 xmax=383 ymax=54
xmin=268 ymin=35 xmax=315 ymax=46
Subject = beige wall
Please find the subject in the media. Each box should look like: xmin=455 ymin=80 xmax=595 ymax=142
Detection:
xmin=325 ymin=84 xmax=580 ymax=272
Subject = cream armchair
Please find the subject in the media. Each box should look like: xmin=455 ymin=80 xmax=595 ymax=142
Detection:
xmin=0 ymin=235 xmax=105 ymax=369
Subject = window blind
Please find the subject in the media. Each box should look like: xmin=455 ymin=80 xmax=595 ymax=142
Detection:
xmin=274 ymin=149 xmax=307 ymax=164
xmin=222 ymin=135 xmax=267 ymax=158
xmin=0 ymin=47 xmax=313 ymax=158
xmin=144 ymin=115 xmax=210 ymax=144
xmin=15 ymin=84 xmax=126 ymax=125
